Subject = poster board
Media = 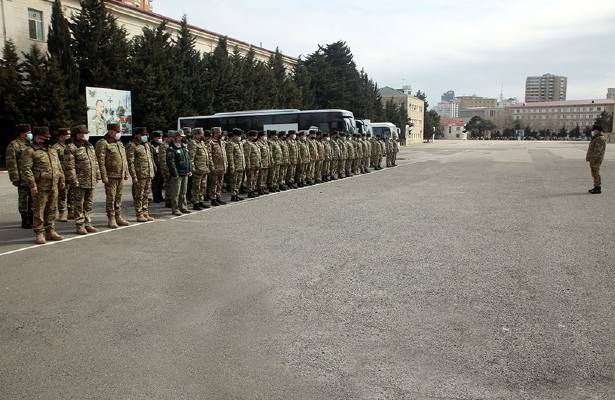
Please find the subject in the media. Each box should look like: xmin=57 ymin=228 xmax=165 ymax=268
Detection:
xmin=86 ymin=87 xmax=132 ymax=136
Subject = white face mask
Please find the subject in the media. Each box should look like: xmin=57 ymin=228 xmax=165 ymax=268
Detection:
xmin=155 ymin=138 xmax=163 ymax=144
xmin=115 ymin=132 xmax=121 ymax=140
xmin=291 ymin=135 xmax=297 ymax=140
xmin=326 ymin=137 xmax=330 ymax=141
xmin=83 ymin=134 xmax=90 ymax=141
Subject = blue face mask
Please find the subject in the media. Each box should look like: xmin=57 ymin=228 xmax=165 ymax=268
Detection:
xmin=140 ymin=136 xmax=148 ymax=143
xmin=26 ymin=132 xmax=33 ymax=141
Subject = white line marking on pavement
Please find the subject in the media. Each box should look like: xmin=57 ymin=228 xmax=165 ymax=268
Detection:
xmin=0 ymin=165 xmax=402 ymax=258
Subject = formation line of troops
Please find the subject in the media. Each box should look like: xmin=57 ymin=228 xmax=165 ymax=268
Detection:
xmin=6 ymin=124 xmax=400 ymax=244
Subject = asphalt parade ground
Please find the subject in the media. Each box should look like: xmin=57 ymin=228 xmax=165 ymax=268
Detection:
xmin=1 ymin=141 xmax=614 ymax=399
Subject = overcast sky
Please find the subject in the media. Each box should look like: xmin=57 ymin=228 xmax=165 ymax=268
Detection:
xmin=155 ymin=0 xmax=615 ymax=107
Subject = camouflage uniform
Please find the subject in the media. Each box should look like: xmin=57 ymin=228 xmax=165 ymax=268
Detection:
xmin=189 ymin=138 xmax=213 ymax=205
xmin=329 ymin=135 xmax=340 ymax=179
xmin=307 ymin=137 xmax=318 ymax=183
xmin=51 ymin=141 xmax=72 ymax=218
xmin=167 ymin=140 xmax=192 ymax=213
xmin=6 ymin=135 xmax=33 ymax=224
xmin=268 ymin=137 xmax=283 ymax=190
xmin=65 ymin=138 xmax=100 ymax=229
xmin=392 ymin=139 xmax=399 ymax=166
xmin=296 ymin=136 xmax=311 ymax=185
xmin=353 ymin=137 xmax=363 ymax=175
xmin=315 ymin=138 xmax=325 ymax=182
xmin=257 ymin=139 xmax=272 ymax=192
xmin=371 ymin=138 xmax=381 ymax=169
xmin=91 ymin=113 xmax=107 ymax=136
xmin=335 ymin=136 xmax=346 ymax=178
xmin=208 ymin=138 xmax=228 ymax=201
xmin=20 ymin=141 xmax=65 ymax=235
xmin=286 ymin=135 xmax=298 ymax=187
xmin=127 ymin=139 xmax=156 ymax=219
xmin=344 ymin=137 xmax=355 ymax=177
xmin=95 ymin=134 xmax=129 ymax=221
xmin=150 ymin=137 xmax=164 ymax=203
xmin=279 ymin=136 xmax=290 ymax=189
xmin=586 ymin=131 xmax=607 ymax=188
xmin=385 ymin=138 xmax=393 ymax=167
xmin=322 ymin=136 xmax=332 ymax=180
xmin=244 ymin=136 xmax=262 ymax=196
xmin=226 ymin=139 xmax=245 ymax=196
xmin=159 ymin=138 xmax=172 ymax=206
xmin=362 ymin=138 xmax=370 ymax=171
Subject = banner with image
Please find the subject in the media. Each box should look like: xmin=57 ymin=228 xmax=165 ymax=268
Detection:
xmin=86 ymin=87 xmax=132 ymax=136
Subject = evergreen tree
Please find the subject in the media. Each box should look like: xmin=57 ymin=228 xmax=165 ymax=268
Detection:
xmin=292 ymin=58 xmax=315 ymax=109
xmin=208 ymin=37 xmax=234 ymax=112
xmin=594 ymin=110 xmax=613 ymax=132
xmin=0 ymin=40 xmax=25 ymax=129
xmin=239 ymin=47 xmax=258 ymax=110
xmin=193 ymin=53 xmax=214 ymax=115
xmin=48 ymin=0 xmax=82 ymax=122
xmin=227 ymin=47 xmax=246 ymax=111
xmin=172 ymin=15 xmax=199 ymax=117
xmin=71 ymin=0 xmax=130 ymax=91
xmin=129 ymin=22 xmax=176 ymax=129
xmin=254 ymin=60 xmax=276 ymax=109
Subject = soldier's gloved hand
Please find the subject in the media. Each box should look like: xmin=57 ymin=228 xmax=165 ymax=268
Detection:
xmin=59 ymin=182 xmax=65 ymax=191
xmin=102 ymin=177 xmax=109 ymax=184
xmin=31 ymin=186 xmax=38 ymax=196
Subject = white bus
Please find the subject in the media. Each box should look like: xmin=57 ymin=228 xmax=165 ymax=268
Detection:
xmin=371 ymin=122 xmax=400 ymax=139
xmin=178 ymin=109 xmax=357 ymax=134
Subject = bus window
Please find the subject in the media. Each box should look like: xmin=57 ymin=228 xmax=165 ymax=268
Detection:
xmin=372 ymin=127 xmax=391 ymax=137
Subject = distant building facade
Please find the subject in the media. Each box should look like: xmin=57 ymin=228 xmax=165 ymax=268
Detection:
xmin=509 ymin=99 xmax=614 ymax=131
xmin=0 ymin=0 xmax=296 ymax=67
xmin=456 ymin=96 xmax=497 ymax=109
xmin=440 ymin=118 xmax=466 ymax=140
xmin=525 ymin=73 xmax=567 ymax=103
xmin=441 ymin=90 xmax=455 ymax=102
xmin=378 ymin=86 xmax=425 ymax=144
xmin=607 ymin=88 xmax=615 ymax=99
xmin=435 ymin=101 xmax=459 ymax=118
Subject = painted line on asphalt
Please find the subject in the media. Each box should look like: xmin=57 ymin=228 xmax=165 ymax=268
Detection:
xmin=0 ymin=164 xmax=401 ymax=258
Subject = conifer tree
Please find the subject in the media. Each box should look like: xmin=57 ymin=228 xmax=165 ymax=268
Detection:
xmin=173 ymin=15 xmax=199 ymax=117
xmin=0 ymin=40 xmax=25 ymax=128
xmin=208 ymin=37 xmax=234 ymax=112
xmin=239 ymin=47 xmax=258 ymax=111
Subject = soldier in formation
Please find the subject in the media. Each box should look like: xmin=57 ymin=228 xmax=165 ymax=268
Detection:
xmin=51 ymin=128 xmax=72 ymax=222
xmin=208 ymin=127 xmax=228 ymax=206
xmin=127 ymin=127 xmax=156 ymax=222
xmin=6 ymin=124 xmax=33 ymax=229
xmin=188 ymin=128 xmax=213 ymax=210
xmin=150 ymin=130 xmax=165 ymax=204
xmin=166 ymin=130 xmax=192 ymax=215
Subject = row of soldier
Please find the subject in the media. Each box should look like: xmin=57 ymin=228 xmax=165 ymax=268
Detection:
xmin=5 ymin=123 xmax=399 ymax=244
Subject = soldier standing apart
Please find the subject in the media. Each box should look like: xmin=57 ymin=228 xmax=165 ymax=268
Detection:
xmin=188 ymin=128 xmax=213 ymax=210
xmin=95 ymin=123 xmax=130 ymax=229
xmin=149 ymin=130 xmax=164 ymax=203
xmin=257 ymin=131 xmax=272 ymax=194
xmin=268 ymin=131 xmax=282 ymax=192
xmin=65 ymin=125 xmax=100 ymax=235
xmin=166 ymin=130 xmax=192 ymax=215
xmin=226 ymin=128 xmax=246 ymax=202
xmin=208 ymin=127 xmax=228 ymax=206
xmin=6 ymin=124 xmax=33 ymax=228
xmin=244 ymin=130 xmax=262 ymax=198
xmin=587 ymin=124 xmax=607 ymax=194
xmin=159 ymin=132 xmax=173 ymax=208
xmin=51 ymin=128 xmax=72 ymax=222
xmin=127 ymin=127 xmax=156 ymax=222
xmin=20 ymin=127 xmax=65 ymax=244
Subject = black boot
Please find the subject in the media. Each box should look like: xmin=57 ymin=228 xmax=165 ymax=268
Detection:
xmin=217 ymin=198 xmax=227 ymax=205
xmin=20 ymin=212 xmax=31 ymax=229
xmin=231 ymin=195 xmax=239 ymax=202
xmin=193 ymin=203 xmax=202 ymax=211
xmin=200 ymin=202 xmax=210 ymax=209
xmin=211 ymin=199 xmax=220 ymax=207
xmin=589 ymin=186 xmax=602 ymax=194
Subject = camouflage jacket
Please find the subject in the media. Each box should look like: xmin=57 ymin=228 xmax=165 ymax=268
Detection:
xmin=316 ymin=140 xmax=325 ymax=161
xmin=298 ymin=140 xmax=311 ymax=164
xmin=208 ymin=139 xmax=228 ymax=173
xmin=226 ymin=141 xmax=246 ymax=172
xmin=5 ymin=137 xmax=30 ymax=184
xmin=379 ymin=141 xmax=386 ymax=155
xmin=287 ymin=140 xmax=298 ymax=164
xmin=126 ymin=141 xmax=156 ymax=180
xmin=279 ymin=140 xmax=290 ymax=165
xmin=244 ymin=140 xmax=262 ymax=170
xmin=51 ymin=142 xmax=70 ymax=174
xmin=150 ymin=142 xmax=162 ymax=171
xmin=20 ymin=143 xmax=65 ymax=190
xmin=371 ymin=139 xmax=381 ymax=157
xmin=586 ymin=132 xmax=607 ymax=164
xmin=353 ymin=140 xmax=363 ymax=159
xmin=336 ymin=139 xmax=346 ymax=160
xmin=189 ymin=140 xmax=213 ymax=175
xmin=393 ymin=141 xmax=400 ymax=153
xmin=308 ymin=139 xmax=319 ymax=162
xmin=95 ymin=136 xmax=128 ymax=180
xmin=65 ymin=141 xmax=100 ymax=189
xmin=258 ymin=141 xmax=272 ymax=169
xmin=269 ymin=140 xmax=283 ymax=166
xmin=329 ymin=139 xmax=339 ymax=161
xmin=159 ymin=142 xmax=170 ymax=175
xmin=345 ymin=140 xmax=355 ymax=159
xmin=362 ymin=140 xmax=370 ymax=158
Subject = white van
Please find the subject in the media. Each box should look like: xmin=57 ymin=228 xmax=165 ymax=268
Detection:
xmin=371 ymin=122 xmax=399 ymax=139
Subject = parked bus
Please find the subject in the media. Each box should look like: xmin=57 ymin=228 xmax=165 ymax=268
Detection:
xmin=178 ymin=109 xmax=356 ymax=134
xmin=371 ymin=122 xmax=400 ymax=139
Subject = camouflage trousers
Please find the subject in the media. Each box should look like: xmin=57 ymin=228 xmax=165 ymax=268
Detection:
xmin=258 ymin=168 xmax=269 ymax=189
xmin=386 ymin=154 xmax=392 ymax=167
xmin=353 ymin=159 xmax=362 ymax=174
xmin=73 ymin=187 xmax=94 ymax=227
xmin=590 ymin=162 xmax=602 ymax=187
xmin=315 ymin=160 xmax=323 ymax=182
xmin=345 ymin=159 xmax=353 ymax=175
xmin=32 ymin=188 xmax=58 ymax=233
xmin=278 ymin=165 xmax=287 ymax=186
xmin=295 ymin=163 xmax=306 ymax=184
xmin=371 ymin=155 xmax=380 ymax=168
xmin=337 ymin=159 xmax=345 ymax=176
xmin=286 ymin=164 xmax=296 ymax=184
xmin=151 ymin=171 xmax=164 ymax=202
xmin=163 ymin=173 xmax=172 ymax=202
xmin=392 ymin=151 xmax=397 ymax=165
xmin=268 ymin=165 xmax=280 ymax=188
xmin=229 ymin=170 xmax=243 ymax=195
xmin=17 ymin=183 xmax=32 ymax=213
xmin=363 ymin=157 xmax=369 ymax=171
xmin=208 ymin=171 xmax=224 ymax=199
xmin=132 ymin=177 xmax=151 ymax=214
xmin=246 ymin=169 xmax=259 ymax=192
xmin=104 ymin=178 xmax=124 ymax=217
xmin=323 ymin=160 xmax=331 ymax=178
xmin=57 ymin=183 xmax=73 ymax=214
xmin=191 ymin=173 xmax=208 ymax=204
xmin=171 ymin=175 xmax=188 ymax=212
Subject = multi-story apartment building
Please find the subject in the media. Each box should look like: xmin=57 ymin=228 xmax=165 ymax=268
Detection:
xmin=441 ymin=90 xmax=455 ymax=102
xmin=435 ymin=101 xmax=459 ymax=118
xmin=525 ymin=73 xmax=567 ymax=102
xmin=456 ymin=96 xmax=497 ymax=109
xmin=0 ymin=0 xmax=296 ymax=67
xmin=509 ymin=99 xmax=614 ymax=131
xmin=378 ymin=86 xmax=425 ymax=144
xmin=607 ymin=88 xmax=615 ymax=99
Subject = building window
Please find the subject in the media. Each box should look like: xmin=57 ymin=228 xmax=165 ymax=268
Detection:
xmin=28 ymin=9 xmax=44 ymax=41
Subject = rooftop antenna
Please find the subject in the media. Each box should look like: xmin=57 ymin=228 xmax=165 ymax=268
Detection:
xmin=499 ymin=82 xmax=504 ymax=101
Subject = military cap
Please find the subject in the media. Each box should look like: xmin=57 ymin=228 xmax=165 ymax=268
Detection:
xmin=33 ymin=126 xmax=50 ymax=137
xmin=203 ymin=130 xmax=212 ymax=137
xmin=107 ymin=123 xmax=120 ymax=132
xmin=53 ymin=127 xmax=70 ymax=137
xmin=177 ymin=129 xmax=186 ymax=137
xmin=167 ymin=130 xmax=177 ymax=137
xmin=151 ymin=130 xmax=163 ymax=137
xmin=133 ymin=127 xmax=148 ymax=136
xmin=316 ymin=131 xmax=322 ymax=136
xmin=193 ymin=127 xmax=204 ymax=135
xmin=592 ymin=124 xmax=604 ymax=132
xmin=247 ymin=130 xmax=258 ymax=137
xmin=70 ymin=125 xmax=88 ymax=135
xmin=277 ymin=130 xmax=287 ymax=137
xmin=266 ymin=130 xmax=277 ymax=136
xmin=211 ymin=127 xmax=222 ymax=133
xmin=297 ymin=130 xmax=306 ymax=136
xmin=16 ymin=123 xmax=31 ymax=133
xmin=288 ymin=130 xmax=297 ymax=135
xmin=231 ymin=128 xmax=243 ymax=136
xmin=322 ymin=132 xmax=330 ymax=137
xmin=257 ymin=131 xmax=267 ymax=138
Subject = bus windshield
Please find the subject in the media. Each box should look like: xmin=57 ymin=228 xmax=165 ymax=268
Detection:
xmin=372 ymin=126 xmax=391 ymax=137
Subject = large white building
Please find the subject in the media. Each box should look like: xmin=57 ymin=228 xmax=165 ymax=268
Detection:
xmin=378 ymin=86 xmax=425 ymax=145
xmin=509 ymin=99 xmax=614 ymax=131
xmin=0 ymin=0 xmax=296 ymax=67
xmin=525 ymin=73 xmax=567 ymax=103
xmin=435 ymin=101 xmax=459 ymax=118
